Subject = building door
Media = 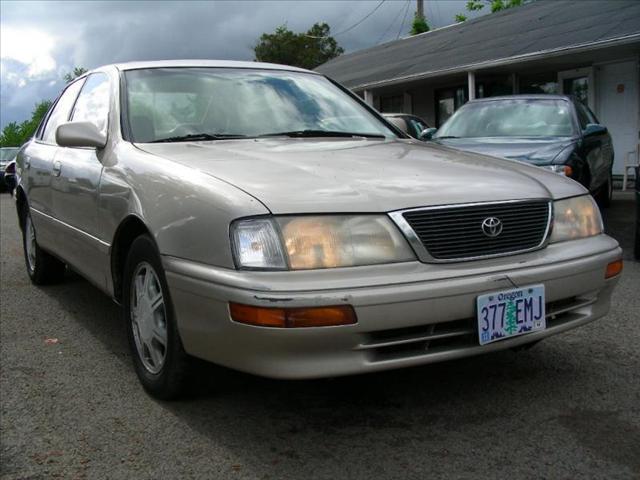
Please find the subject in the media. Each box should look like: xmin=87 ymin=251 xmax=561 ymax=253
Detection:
xmin=596 ymin=60 xmax=639 ymax=175
xmin=435 ymin=86 xmax=467 ymax=127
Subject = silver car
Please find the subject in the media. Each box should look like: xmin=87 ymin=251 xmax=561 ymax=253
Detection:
xmin=14 ymin=60 xmax=623 ymax=399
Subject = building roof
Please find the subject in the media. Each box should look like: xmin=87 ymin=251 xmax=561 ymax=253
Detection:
xmin=315 ymin=0 xmax=640 ymax=90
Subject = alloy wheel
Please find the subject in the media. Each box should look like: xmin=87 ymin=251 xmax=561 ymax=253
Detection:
xmin=130 ymin=262 xmax=168 ymax=374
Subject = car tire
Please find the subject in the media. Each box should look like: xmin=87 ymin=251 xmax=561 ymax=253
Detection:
xmin=596 ymin=171 xmax=613 ymax=208
xmin=123 ymin=234 xmax=191 ymax=400
xmin=22 ymin=209 xmax=66 ymax=285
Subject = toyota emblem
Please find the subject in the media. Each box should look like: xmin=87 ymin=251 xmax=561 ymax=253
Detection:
xmin=481 ymin=217 xmax=503 ymax=237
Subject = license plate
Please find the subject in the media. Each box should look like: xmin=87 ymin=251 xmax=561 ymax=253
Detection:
xmin=476 ymin=284 xmax=546 ymax=345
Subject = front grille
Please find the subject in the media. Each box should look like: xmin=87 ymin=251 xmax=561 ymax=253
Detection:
xmin=401 ymin=200 xmax=551 ymax=261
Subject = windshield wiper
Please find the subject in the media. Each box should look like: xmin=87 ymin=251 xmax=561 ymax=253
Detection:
xmin=434 ymin=135 xmax=460 ymax=139
xmin=258 ymin=130 xmax=386 ymax=139
xmin=150 ymin=133 xmax=248 ymax=143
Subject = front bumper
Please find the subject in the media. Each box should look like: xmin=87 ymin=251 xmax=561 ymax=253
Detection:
xmin=163 ymin=234 xmax=622 ymax=379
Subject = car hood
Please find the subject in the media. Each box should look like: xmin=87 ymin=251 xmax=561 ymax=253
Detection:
xmin=136 ymin=138 xmax=585 ymax=214
xmin=433 ymin=137 xmax=577 ymax=166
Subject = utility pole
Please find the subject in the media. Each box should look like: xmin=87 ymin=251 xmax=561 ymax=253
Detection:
xmin=417 ymin=0 xmax=424 ymax=18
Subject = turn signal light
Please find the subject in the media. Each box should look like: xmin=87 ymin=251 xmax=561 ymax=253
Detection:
xmin=605 ymin=259 xmax=623 ymax=279
xmin=564 ymin=165 xmax=573 ymax=177
xmin=229 ymin=303 xmax=357 ymax=328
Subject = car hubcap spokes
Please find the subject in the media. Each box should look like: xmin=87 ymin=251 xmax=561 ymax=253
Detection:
xmin=130 ymin=262 xmax=168 ymax=374
xmin=26 ymin=217 xmax=36 ymax=271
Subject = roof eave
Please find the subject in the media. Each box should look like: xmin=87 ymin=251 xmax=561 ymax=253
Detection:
xmin=348 ymin=33 xmax=640 ymax=91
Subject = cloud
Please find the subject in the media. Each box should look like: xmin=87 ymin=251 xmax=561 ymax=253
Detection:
xmin=1 ymin=27 xmax=57 ymax=78
xmin=0 ymin=0 xmax=483 ymax=129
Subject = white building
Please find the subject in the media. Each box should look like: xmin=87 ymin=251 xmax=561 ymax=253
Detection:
xmin=316 ymin=0 xmax=640 ymax=177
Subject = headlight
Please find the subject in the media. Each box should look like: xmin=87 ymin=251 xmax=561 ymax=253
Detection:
xmin=231 ymin=218 xmax=287 ymax=269
xmin=231 ymin=215 xmax=415 ymax=270
xmin=550 ymin=195 xmax=603 ymax=243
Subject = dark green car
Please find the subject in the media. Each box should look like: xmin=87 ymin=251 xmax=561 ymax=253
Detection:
xmin=425 ymin=95 xmax=614 ymax=207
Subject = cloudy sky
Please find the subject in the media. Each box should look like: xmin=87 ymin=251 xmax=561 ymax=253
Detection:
xmin=0 ymin=0 xmax=484 ymax=129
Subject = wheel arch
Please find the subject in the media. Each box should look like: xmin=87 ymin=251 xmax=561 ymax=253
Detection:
xmin=15 ymin=186 xmax=28 ymax=231
xmin=111 ymin=214 xmax=155 ymax=302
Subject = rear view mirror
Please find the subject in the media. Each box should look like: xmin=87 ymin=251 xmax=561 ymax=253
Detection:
xmin=419 ymin=127 xmax=437 ymax=141
xmin=56 ymin=121 xmax=107 ymax=149
xmin=583 ymin=123 xmax=607 ymax=137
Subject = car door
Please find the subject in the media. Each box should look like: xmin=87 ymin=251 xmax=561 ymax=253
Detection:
xmin=22 ymin=79 xmax=85 ymax=254
xmin=575 ymin=100 xmax=611 ymax=191
xmin=50 ymin=73 xmax=111 ymax=288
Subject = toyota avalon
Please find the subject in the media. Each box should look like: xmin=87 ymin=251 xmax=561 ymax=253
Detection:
xmin=13 ymin=61 xmax=622 ymax=399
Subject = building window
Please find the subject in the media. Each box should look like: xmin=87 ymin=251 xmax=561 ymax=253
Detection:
xmin=379 ymin=94 xmax=404 ymax=113
xmin=519 ymin=72 xmax=559 ymax=95
xmin=563 ymin=77 xmax=589 ymax=105
xmin=475 ymin=74 xmax=513 ymax=98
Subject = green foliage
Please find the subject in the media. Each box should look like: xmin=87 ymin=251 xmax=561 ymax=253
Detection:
xmin=254 ymin=22 xmax=344 ymax=70
xmin=457 ymin=0 xmax=524 ymax=22
xmin=0 ymin=123 xmax=23 ymax=147
xmin=63 ymin=66 xmax=88 ymax=83
xmin=0 ymin=100 xmax=53 ymax=147
xmin=410 ymin=12 xmax=430 ymax=35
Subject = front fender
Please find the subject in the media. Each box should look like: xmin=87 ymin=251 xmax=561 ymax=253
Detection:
xmin=99 ymin=143 xmax=269 ymax=269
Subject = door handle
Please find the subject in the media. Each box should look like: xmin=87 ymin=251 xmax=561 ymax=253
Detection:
xmin=52 ymin=160 xmax=62 ymax=177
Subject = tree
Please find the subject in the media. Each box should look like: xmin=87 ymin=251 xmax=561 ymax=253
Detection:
xmin=0 ymin=122 xmax=23 ymax=147
xmin=456 ymin=0 xmax=524 ymax=22
xmin=254 ymin=22 xmax=343 ymax=69
xmin=410 ymin=12 xmax=430 ymax=35
xmin=0 ymin=100 xmax=52 ymax=147
xmin=63 ymin=66 xmax=88 ymax=83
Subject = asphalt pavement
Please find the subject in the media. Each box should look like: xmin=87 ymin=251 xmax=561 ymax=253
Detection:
xmin=1 ymin=192 xmax=639 ymax=480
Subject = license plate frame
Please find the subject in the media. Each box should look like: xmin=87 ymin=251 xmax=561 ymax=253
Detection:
xmin=476 ymin=284 xmax=546 ymax=345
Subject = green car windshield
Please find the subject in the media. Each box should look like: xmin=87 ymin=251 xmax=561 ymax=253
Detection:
xmin=436 ymin=99 xmax=575 ymax=138
xmin=124 ymin=68 xmax=396 ymax=142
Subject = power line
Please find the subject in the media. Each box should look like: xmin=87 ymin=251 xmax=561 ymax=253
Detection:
xmin=396 ymin=0 xmax=412 ymax=39
xmin=376 ymin=0 xmax=410 ymax=45
xmin=306 ymin=0 xmax=387 ymax=38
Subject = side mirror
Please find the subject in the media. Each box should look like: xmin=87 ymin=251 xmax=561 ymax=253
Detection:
xmin=419 ymin=127 xmax=437 ymax=141
xmin=583 ymin=123 xmax=607 ymax=137
xmin=56 ymin=121 xmax=107 ymax=149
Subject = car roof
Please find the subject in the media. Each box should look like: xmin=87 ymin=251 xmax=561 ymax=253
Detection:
xmin=469 ymin=94 xmax=573 ymax=103
xmin=100 ymin=60 xmax=315 ymax=74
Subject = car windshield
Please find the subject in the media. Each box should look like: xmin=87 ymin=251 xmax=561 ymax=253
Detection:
xmin=124 ymin=68 xmax=395 ymax=142
xmin=435 ymin=99 xmax=574 ymax=138
xmin=0 ymin=148 xmax=19 ymax=161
